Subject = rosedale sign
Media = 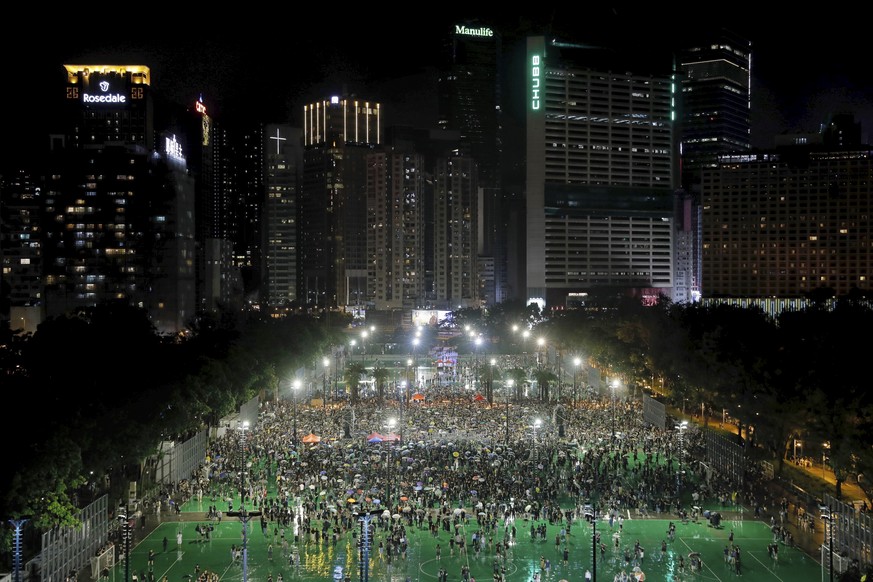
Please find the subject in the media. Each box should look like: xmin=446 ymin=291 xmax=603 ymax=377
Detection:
xmin=83 ymin=79 xmax=126 ymax=104
xmin=455 ymin=25 xmax=493 ymax=38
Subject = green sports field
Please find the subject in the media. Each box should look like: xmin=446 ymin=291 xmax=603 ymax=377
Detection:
xmin=109 ymin=499 xmax=821 ymax=582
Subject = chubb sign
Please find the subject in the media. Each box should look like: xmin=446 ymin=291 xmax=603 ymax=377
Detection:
xmin=83 ymin=79 xmax=126 ymax=104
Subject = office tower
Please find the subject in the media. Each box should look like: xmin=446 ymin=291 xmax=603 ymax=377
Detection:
xmin=525 ymin=36 xmax=676 ymax=308
xmin=42 ymin=65 xmax=195 ymax=332
xmin=62 ymin=65 xmax=153 ymax=150
xmin=434 ymin=154 xmax=479 ymax=308
xmin=439 ymin=21 xmax=506 ymax=305
xmin=0 ymin=170 xmax=43 ymax=333
xmin=301 ymin=96 xmax=381 ymax=309
xmin=678 ymin=30 xmax=751 ymax=189
xmin=263 ymin=124 xmax=301 ymax=312
xmin=702 ymin=146 xmax=873 ymax=299
xmin=236 ymin=123 xmax=265 ymax=301
xmin=174 ymin=96 xmax=241 ymax=313
xmin=41 ymin=143 xmax=195 ymax=332
xmin=672 ymin=189 xmax=702 ymax=303
xmin=366 ymin=150 xmax=425 ymax=309
xmin=149 ymin=133 xmax=196 ymax=334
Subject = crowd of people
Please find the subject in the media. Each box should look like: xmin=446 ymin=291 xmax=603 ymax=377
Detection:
xmin=164 ymin=390 xmax=770 ymax=581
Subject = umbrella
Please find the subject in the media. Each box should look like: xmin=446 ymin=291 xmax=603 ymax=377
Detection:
xmin=382 ymin=510 xmax=391 ymax=518
xmin=400 ymin=496 xmax=408 ymax=501
xmin=392 ymin=513 xmax=401 ymax=520
xmin=347 ymin=497 xmax=357 ymax=503
xmin=474 ymin=394 xmax=485 ymax=401
xmin=412 ymin=393 xmax=425 ymax=401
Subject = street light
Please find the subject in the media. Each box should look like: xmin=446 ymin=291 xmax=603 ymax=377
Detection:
xmin=610 ymin=378 xmax=620 ymax=441
xmin=292 ymin=379 xmax=301 ymax=445
xmin=489 ymin=358 xmax=496 ymax=404
xmin=225 ymin=420 xmax=260 ymax=582
xmin=821 ymin=509 xmax=836 ymax=582
xmin=536 ymin=337 xmax=545 ymax=368
xmin=505 ymin=379 xmax=514 ymax=446
xmin=522 ymin=330 xmax=530 ymax=366
xmin=573 ymin=357 xmax=582 ymax=409
xmin=677 ymin=420 xmax=688 ymax=491
xmin=533 ymin=417 xmax=543 ymax=457
xmin=386 ymin=417 xmax=398 ymax=508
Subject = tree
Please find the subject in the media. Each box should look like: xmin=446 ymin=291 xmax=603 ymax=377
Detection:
xmin=506 ymin=367 xmax=528 ymax=401
xmin=372 ymin=363 xmax=391 ymax=403
xmin=532 ymin=368 xmax=558 ymax=402
xmin=345 ymin=362 xmax=367 ymax=405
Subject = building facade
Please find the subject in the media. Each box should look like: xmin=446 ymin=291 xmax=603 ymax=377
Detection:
xmin=301 ymin=96 xmax=382 ymax=308
xmin=525 ymin=36 xmax=676 ymax=308
xmin=434 ymin=154 xmax=479 ymax=308
xmin=263 ymin=124 xmax=301 ymax=311
xmin=702 ymin=148 xmax=873 ymax=298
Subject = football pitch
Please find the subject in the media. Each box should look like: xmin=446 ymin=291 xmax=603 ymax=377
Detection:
xmin=109 ymin=501 xmax=822 ymax=582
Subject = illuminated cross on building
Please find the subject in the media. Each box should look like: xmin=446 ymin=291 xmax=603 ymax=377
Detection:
xmin=270 ymin=128 xmax=286 ymax=154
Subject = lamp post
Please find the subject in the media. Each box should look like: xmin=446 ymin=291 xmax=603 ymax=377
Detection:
xmin=522 ymin=330 xmax=530 ymax=367
xmin=292 ymin=379 xmax=301 ymax=445
xmin=489 ymin=358 xmax=496 ymax=404
xmin=386 ymin=417 xmax=397 ymax=508
xmin=474 ymin=336 xmax=482 ymax=391
xmin=573 ymin=357 xmax=582 ymax=409
xmin=227 ymin=420 xmax=260 ymax=582
xmin=536 ymin=337 xmax=545 ymax=369
xmin=677 ymin=420 xmax=688 ymax=491
xmin=610 ymin=379 xmax=619 ymax=441
xmin=822 ymin=509 xmax=835 ymax=582
xmin=533 ymin=417 xmax=542 ymax=457
xmin=505 ymin=379 xmax=513 ymax=446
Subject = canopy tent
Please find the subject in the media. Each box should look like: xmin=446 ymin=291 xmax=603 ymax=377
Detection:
xmin=383 ymin=432 xmax=401 ymax=442
xmin=302 ymin=433 xmax=321 ymax=443
xmin=366 ymin=432 xmax=384 ymax=443
xmin=473 ymin=394 xmax=485 ymax=402
xmin=411 ymin=393 xmax=425 ymax=401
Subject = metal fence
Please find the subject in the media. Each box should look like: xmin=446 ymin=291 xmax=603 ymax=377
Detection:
xmin=155 ymin=428 xmax=209 ymax=485
xmin=704 ymin=429 xmax=745 ymax=485
xmin=823 ymin=492 xmax=872 ymax=572
xmin=39 ymin=495 xmax=109 ymax=582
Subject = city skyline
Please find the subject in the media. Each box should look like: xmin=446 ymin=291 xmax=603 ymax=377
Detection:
xmin=4 ymin=12 xmax=873 ymax=172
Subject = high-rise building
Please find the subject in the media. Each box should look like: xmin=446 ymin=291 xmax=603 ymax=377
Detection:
xmin=434 ymin=154 xmax=479 ymax=308
xmin=0 ymin=170 xmax=43 ymax=333
xmin=525 ymin=36 xmax=676 ymax=308
xmin=677 ymin=30 xmax=751 ymax=190
xmin=439 ymin=22 xmax=507 ymax=306
xmin=300 ymin=96 xmax=382 ymax=309
xmin=365 ymin=149 xmax=426 ymax=310
xmin=236 ymin=123 xmax=265 ymax=302
xmin=702 ymin=146 xmax=873 ymax=299
xmin=62 ymin=65 xmax=153 ymax=150
xmin=263 ymin=124 xmax=301 ymax=312
xmin=41 ymin=65 xmax=195 ymax=333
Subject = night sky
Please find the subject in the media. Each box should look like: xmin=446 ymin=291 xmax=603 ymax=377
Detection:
xmin=4 ymin=10 xmax=873 ymax=172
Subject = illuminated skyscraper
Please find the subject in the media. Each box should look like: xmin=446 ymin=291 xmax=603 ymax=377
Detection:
xmin=263 ymin=124 xmax=301 ymax=311
xmin=678 ymin=30 xmax=751 ymax=189
xmin=300 ymin=96 xmax=382 ymax=308
xmin=434 ymin=154 xmax=479 ymax=308
xmin=525 ymin=37 xmax=676 ymax=308
xmin=439 ymin=21 xmax=507 ymax=305
xmin=365 ymin=149 xmax=426 ymax=309
xmin=42 ymin=65 xmax=195 ymax=333
xmin=0 ymin=170 xmax=43 ymax=333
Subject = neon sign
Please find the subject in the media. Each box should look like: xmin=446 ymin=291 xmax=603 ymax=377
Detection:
xmin=84 ymin=79 xmax=126 ymax=104
xmin=165 ymin=134 xmax=184 ymax=161
xmin=531 ymin=54 xmax=541 ymax=111
xmin=195 ymin=100 xmax=206 ymax=114
xmin=455 ymin=25 xmax=493 ymax=37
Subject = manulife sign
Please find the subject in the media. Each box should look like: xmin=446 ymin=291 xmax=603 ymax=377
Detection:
xmin=454 ymin=25 xmax=493 ymax=37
